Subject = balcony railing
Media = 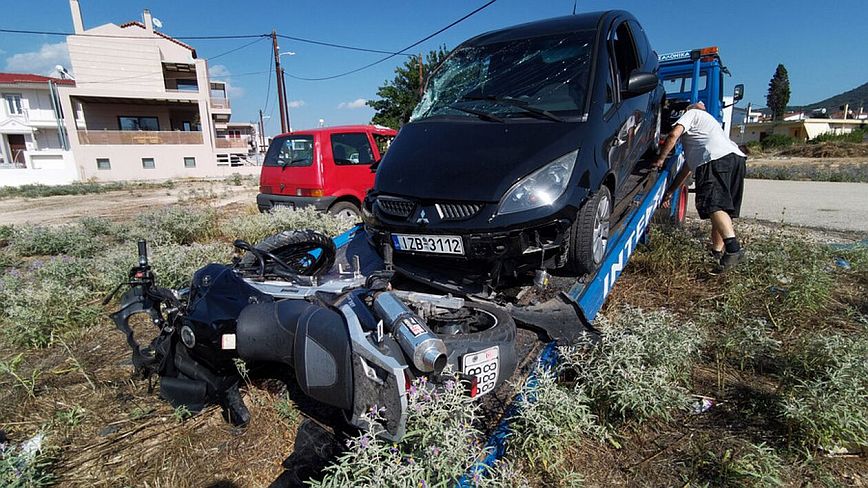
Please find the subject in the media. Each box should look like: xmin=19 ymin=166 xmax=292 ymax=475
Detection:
xmin=210 ymin=97 xmax=231 ymax=109
xmin=215 ymin=138 xmax=248 ymax=148
xmin=77 ymin=130 xmax=204 ymax=145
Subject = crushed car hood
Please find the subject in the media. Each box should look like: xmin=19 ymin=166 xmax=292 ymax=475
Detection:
xmin=374 ymin=119 xmax=585 ymax=202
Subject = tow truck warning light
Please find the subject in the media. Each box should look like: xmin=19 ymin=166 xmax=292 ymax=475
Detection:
xmin=659 ymin=46 xmax=718 ymax=62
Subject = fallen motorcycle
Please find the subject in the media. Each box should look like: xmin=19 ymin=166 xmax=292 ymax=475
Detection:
xmin=107 ymin=230 xmax=517 ymax=440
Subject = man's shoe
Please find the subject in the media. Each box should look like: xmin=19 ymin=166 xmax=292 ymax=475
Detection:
xmin=719 ymin=249 xmax=746 ymax=271
xmin=710 ymin=249 xmax=724 ymax=262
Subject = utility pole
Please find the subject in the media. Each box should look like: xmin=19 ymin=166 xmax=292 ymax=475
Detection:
xmin=271 ymin=30 xmax=287 ymax=134
xmin=258 ymin=109 xmax=266 ymax=151
xmin=418 ymin=52 xmax=424 ymax=95
xmin=282 ymin=68 xmax=292 ymax=132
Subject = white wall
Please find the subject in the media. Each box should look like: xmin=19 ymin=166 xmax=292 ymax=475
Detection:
xmin=0 ymin=151 xmax=78 ymax=187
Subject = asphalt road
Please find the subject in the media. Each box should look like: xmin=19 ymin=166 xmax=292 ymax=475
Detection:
xmin=687 ymin=179 xmax=868 ymax=233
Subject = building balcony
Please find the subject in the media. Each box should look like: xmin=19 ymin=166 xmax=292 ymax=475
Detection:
xmin=77 ymin=130 xmax=203 ymax=145
xmin=210 ymin=97 xmax=231 ymax=109
xmin=215 ymin=137 xmax=248 ymax=149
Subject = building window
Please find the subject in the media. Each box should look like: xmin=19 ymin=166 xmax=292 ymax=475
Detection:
xmin=184 ymin=157 xmax=196 ymax=168
xmin=119 ymin=116 xmax=160 ymax=131
xmin=4 ymin=94 xmax=23 ymax=115
xmin=142 ymin=158 xmax=156 ymax=169
xmin=96 ymin=158 xmax=111 ymax=170
xmin=175 ymin=79 xmax=199 ymax=92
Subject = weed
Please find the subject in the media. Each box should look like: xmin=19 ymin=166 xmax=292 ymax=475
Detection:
xmin=0 ymin=224 xmax=12 ymax=245
xmin=172 ymin=405 xmax=192 ymax=423
xmin=0 ymin=431 xmax=55 ymax=487
xmin=760 ymin=134 xmax=795 ymax=150
xmin=696 ymin=440 xmax=784 ymax=487
xmin=54 ymin=406 xmax=86 ymax=428
xmin=221 ymin=206 xmax=353 ymax=244
xmin=0 ymin=353 xmax=41 ymax=398
xmin=9 ymin=225 xmax=102 ymax=257
xmin=559 ymin=308 xmax=704 ymax=423
xmin=779 ymin=333 xmax=868 ymax=449
xmin=509 ymin=369 xmax=606 ymax=482
xmin=631 ymin=226 xmax=708 ymax=282
xmin=130 ymin=207 xmax=218 ymax=245
xmin=129 ymin=406 xmax=154 ymax=420
xmin=810 ymin=128 xmax=867 ymax=144
xmin=275 ymin=394 xmax=299 ymax=425
xmin=713 ymin=319 xmax=781 ymax=371
xmin=314 ymin=374 xmax=484 ymax=488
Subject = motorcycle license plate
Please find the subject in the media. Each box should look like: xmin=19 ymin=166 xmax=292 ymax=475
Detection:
xmin=392 ymin=234 xmax=464 ymax=255
xmin=462 ymin=346 xmax=499 ymax=396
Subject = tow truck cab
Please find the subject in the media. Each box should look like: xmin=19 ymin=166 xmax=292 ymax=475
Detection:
xmin=657 ymin=46 xmax=744 ymax=130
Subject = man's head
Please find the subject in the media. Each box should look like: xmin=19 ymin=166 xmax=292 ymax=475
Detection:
xmin=687 ymin=101 xmax=706 ymax=111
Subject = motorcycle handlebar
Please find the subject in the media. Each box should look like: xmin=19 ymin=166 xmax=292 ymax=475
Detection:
xmin=137 ymin=240 xmax=149 ymax=267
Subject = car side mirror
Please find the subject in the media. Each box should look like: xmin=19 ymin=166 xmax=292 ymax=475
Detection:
xmin=623 ymin=71 xmax=659 ymax=98
xmin=733 ymin=83 xmax=744 ymax=103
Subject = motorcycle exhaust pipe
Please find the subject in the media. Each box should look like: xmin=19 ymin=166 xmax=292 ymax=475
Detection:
xmin=373 ymin=292 xmax=447 ymax=373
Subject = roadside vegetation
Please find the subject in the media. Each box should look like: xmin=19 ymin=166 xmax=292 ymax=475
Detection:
xmin=0 ymin=196 xmax=865 ymax=486
xmin=0 ymin=173 xmax=255 ymax=200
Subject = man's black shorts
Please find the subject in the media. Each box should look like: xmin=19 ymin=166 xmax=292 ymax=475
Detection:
xmin=694 ymin=152 xmax=746 ymax=219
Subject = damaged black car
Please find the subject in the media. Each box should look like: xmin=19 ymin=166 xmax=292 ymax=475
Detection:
xmin=364 ymin=11 xmax=664 ymax=292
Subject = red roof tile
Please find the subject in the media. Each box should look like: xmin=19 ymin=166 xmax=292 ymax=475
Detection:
xmin=119 ymin=22 xmax=198 ymax=58
xmin=0 ymin=73 xmax=75 ymax=86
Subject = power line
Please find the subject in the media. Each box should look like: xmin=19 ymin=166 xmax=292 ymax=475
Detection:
xmin=283 ymin=0 xmax=498 ymax=82
xmin=263 ymin=47 xmax=274 ymax=114
xmin=275 ymin=33 xmax=413 ymax=56
xmin=0 ymin=27 xmax=267 ymax=40
xmin=209 ymin=36 xmax=266 ymax=60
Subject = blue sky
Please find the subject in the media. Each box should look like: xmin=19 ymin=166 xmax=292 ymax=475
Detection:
xmin=2 ymin=0 xmax=866 ymax=134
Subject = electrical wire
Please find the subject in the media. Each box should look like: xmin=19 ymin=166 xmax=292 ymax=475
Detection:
xmin=282 ymin=0 xmax=498 ymax=82
xmin=208 ymin=36 xmax=267 ymax=60
xmin=262 ymin=49 xmax=275 ymax=115
xmin=275 ymin=33 xmax=413 ymax=56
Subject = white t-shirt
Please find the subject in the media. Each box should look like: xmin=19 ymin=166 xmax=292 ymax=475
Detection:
xmin=675 ymin=109 xmax=746 ymax=171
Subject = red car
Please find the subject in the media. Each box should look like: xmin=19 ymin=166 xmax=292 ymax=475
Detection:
xmin=257 ymin=125 xmax=397 ymax=219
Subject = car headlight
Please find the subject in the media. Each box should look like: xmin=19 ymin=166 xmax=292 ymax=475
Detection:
xmin=497 ymin=149 xmax=578 ymax=215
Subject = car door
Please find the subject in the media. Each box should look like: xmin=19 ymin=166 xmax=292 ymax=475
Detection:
xmin=609 ymin=20 xmax=645 ymax=186
xmin=327 ymin=131 xmax=378 ymax=202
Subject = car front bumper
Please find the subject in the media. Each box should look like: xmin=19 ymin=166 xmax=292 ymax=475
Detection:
xmin=257 ymin=193 xmax=337 ymax=213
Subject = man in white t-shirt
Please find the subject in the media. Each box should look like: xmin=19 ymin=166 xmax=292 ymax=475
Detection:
xmin=653 ymin=101 xmax=747 ymax=270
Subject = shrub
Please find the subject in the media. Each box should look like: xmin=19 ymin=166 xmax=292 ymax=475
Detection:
xmin=559 ymin=307 xmax=704 ymax=423
xmin=313 ymin=375 xmax=484 ymax=488
xmin=779 ymin=333 xmax=868 ymax=449
xmin=759 ymin=134 xmax=795 ymax=150
xmin=9 ymin=225 xmax=102 ymax=257
xmin=631 ymin=226 xmax=708 ymax=282
xmin=810 ymin=127 xmax=866 ymax=144
xmin=221 ymin=206 xmax=353 ymax=244
xmin=509 ymin=369 xmax=606 ymax=483
xmin=130 ymin=207 xmax=218 ymax=245
xmin=0 ymin=225 xmax=12 ymax=245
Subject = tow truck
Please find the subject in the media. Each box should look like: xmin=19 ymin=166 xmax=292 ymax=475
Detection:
xmin=108 ymin=45 xmax=743 ymax=482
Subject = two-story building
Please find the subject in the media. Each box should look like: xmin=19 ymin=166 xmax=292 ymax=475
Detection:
xmin=54 ymin=0 xmax=257 ymax=182
xmin=0 ymin=73 xmax=78 ymax=186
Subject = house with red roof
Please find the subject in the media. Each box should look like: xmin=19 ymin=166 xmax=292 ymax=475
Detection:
xmin=0 ymin=73 xmax=78 ymax=185
xmin=48 ymin=0 xmax=256 ymax=183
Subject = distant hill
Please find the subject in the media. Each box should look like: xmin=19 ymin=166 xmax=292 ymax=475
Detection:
xmin=757 ymin=81 xmax=867 ymax=113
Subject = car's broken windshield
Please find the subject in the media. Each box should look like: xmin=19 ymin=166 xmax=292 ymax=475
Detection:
xmin=411 ymin=31 xmax=594 ymax=122
xmin=264 ymin=135 xmax=314 ymax=167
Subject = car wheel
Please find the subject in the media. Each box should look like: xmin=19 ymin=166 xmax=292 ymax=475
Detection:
xmin=238 ymin=229 xmax=336 ymax=276
xmin=426 ymin=301 xmax=517 ymax=390
xmin=328 ymin=202 xmax=361 ymax=221
xmin=566 ymin=186 xmax=612 ymax=275
xmin=653 ymin=184 xmax=689 ymax=228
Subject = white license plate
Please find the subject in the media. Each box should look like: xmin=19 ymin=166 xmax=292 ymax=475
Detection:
xmin=463 ymin=346 xmax=499 ymax=396
xmin=392 ymin=234 xmax=464 ymax=255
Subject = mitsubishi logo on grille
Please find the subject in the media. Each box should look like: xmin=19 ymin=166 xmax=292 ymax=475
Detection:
xmin=416 ymin=209 xmax=430 ymax=225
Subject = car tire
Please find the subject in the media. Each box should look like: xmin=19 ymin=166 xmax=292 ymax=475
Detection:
xmin=566 ymin=186 xmax=612 ymax=275
xmin=328 ymin=202 xmax=361 ymax=221
xmin=652 ymin=183 xmax=688 ymax=228
xmin=428 ymin=301 xmax=517 ymax=390
xmin=238 ymin=229 xmax=336 ymax=276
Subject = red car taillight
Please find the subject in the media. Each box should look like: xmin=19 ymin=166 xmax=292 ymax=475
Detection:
xmin=296 ymin=188 xmax=325 ymax=197
xmin=259 ymin=185 xmax=273 ymax=194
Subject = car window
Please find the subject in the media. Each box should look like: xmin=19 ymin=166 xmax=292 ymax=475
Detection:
xmin=372 ymin=133 xmax=394 ymax=158
xmin=331 ymin=133 xmax=374 ymax=165
xmin=263 ymin=135 xmax=314 ymax=167
xmin=610 ymin=22 xmax=639 ymax=89
xmin=604 ymin=57 xmax=617 ymax=114
xmin=627 ymin=21 xmax=650 ymax=66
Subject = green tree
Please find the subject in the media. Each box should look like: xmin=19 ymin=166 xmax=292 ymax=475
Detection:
xmin=368 ymin=47 xmax=450 ymax=129
xmin=766 ymin=64 xmax=791 ymax=120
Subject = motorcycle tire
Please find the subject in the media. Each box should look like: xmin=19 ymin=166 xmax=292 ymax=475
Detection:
xmin=239 ymin=229 xmax=336 ymax=276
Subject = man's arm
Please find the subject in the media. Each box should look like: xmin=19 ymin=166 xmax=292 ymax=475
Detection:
xmin=653 ymin=123 xmax=684 ymax=169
